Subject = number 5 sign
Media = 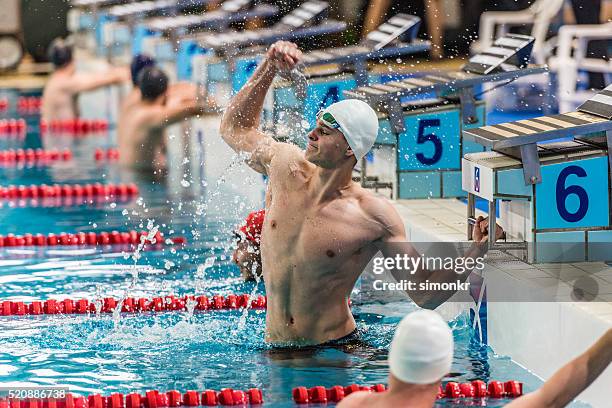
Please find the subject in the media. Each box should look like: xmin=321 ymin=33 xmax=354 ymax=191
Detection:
xmin=397 ymin=109 xmax=461 ymax=171
xmin=535 ymin=156 xmax=609 ymax=229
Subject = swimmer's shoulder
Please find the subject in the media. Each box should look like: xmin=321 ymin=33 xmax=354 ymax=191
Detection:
xmin=336 ymin=390 xmax=375 ymax=408
xmin=355 ymin=187 xmax=405 ymax=239
xmin=268 ymin=141 xmax=313 ymax=174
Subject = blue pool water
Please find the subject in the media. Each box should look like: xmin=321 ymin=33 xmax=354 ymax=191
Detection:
xmin=0 ymin=90 xmax=586 ymax=407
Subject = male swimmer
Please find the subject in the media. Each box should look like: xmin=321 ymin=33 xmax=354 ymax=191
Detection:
xmin=117 ymin=66 xmax=204 ymax=171
xmin=120 ymin=54 xmax=157 ymax=113
xmin=338 ymin=311 xmax=612 ymax=408
xmin=220 ymin=41 xmax=504 ymax=346
xmin=233 ymin=209 xmax=265 ymax=281
xmin=41 ymin=38 xmax=129 ymax=122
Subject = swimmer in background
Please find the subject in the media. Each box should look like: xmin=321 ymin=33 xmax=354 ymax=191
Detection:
xmin=41 ymin=38 xmax=129 ymax=122
xmin=220 ymin=40 xmax=504 ymax=347
xmin=117 ymin=66 xmax=205 ymax=172
xmin=233 ymin=209 xmax=265 ymax=281
xmin=122 ymin=54 xmax=200 ymax=115
xmin=338 ymin=311 xmax=612 ymax=408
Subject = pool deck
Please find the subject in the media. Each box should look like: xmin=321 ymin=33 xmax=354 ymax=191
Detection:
xmin=391 ymin=198 xmax=612 ymax=408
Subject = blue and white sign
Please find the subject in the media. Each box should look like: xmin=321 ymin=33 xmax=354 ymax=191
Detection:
xmin=398 ymin=109 xmax=461 ymax=171
xmin=462 ymin=159 xmax=494 ymax=201
xmin=536 ymin=156 xmax=609 ymax=229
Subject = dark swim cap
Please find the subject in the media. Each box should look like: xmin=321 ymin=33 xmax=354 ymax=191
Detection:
xmin=48 ymin=38 xmax=73 ymax=68
xmin=130 ymin=54 xmax=156 ymax=86
xmin=138 ymin=67 xmax=168 ymax=101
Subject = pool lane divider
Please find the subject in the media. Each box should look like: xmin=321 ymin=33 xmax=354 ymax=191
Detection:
xmin=0 ymin=230 xmax=186 ymax=247
xmin=0 ymin=294 xmax=267 ymax=316
xmin=94 ymin=148 xmax=120 ymax=161
xmin=17 ymin=96 xmax=42 ymax=113
xmin=0 ymin=183 xmax=139 ymax=200
xmin=0 ymin=119 xmax=27 ymax=135
xmin=0 ymin=388 xmax=264 ymax=407
xmin=0 ymin=148 xmax=72 ymax=165
xmin=292 ymin=380 xmax=523 ymax=404
xmin=40 ymin=119 xmax=109 ymax=134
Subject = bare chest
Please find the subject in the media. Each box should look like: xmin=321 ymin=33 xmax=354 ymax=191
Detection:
xmin=262 ymin=189 xmax=377 ymax=268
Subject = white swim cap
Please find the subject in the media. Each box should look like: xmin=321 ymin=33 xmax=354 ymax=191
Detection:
xmin=388 ymin=310 xmax=454 ymax=384
xmin=319 ymin=99 xmax=379 ymax=161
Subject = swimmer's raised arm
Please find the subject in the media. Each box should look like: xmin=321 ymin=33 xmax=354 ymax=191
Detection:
xmin=505 ymin=328 xmax=612 ymax=408
xmin=220 ymin=41 xmax=302 ymax=174
xmin=371 ymin=200 xmax=501 ymax=309
xmin=68 ymin=66 xmax=129 ymax=93
xmin=153 ymin=97 xmax=205 ymax=127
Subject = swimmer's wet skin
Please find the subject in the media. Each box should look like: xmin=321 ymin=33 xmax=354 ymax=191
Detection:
xmin=117 ymin=64 xmax=205 ymax=171
xmin=41 ymin=38 xmax=130 ymax=122
xmin=219 ymin=40 xmax=504 ymax=347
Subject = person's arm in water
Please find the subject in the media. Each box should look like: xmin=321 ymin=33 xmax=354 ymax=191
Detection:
xmin=369 ymin=197 xmax=501 ymax=309
xmin=68 ymin=66 xmax=129 ymax=93
xmin=219 ymin=41 xmax=302 ymax=175
xmin=505 ymin=328 xmax=612 ymax=408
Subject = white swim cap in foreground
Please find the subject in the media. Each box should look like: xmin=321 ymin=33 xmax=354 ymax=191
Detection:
xmin=389 ymin=310 xmax=454 ymax=384
xmin=320 ymin=99 xmax=379 ymax=161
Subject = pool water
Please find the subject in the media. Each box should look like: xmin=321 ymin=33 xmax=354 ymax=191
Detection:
xmin=0 ymin=90 xmax=586 ymax=407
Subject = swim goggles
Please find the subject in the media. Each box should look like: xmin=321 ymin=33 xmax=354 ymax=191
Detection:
xmin=316 ymin=109 xmax=341 ymax=131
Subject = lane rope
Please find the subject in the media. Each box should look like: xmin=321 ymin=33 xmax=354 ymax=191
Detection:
xmin=0 ymin=119 xmax=26 ymax=135
xmin=0 ymin=294 xmax=267 ymax=316
xmin=40 ymin=119 xmax=108 ymax=134
xmin=292 ymin=380 xmax=523 ymax=403
xmin=0 ymin=388 xmax=264 ymax=407
xmin=0 ymin=149 xmax=72 ymax=165
xmin=0 ymin=230 xmax=186 ymax=247
xmin=0 ymin=183 xmax=139 ymax=200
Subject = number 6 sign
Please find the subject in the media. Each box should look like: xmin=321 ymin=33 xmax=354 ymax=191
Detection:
xmin=535 ymin=156 xmax=609 ymax=229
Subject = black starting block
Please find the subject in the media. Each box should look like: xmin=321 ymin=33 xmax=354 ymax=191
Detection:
xmin=107 ymin=0 xmax=211 ymax=21
xmin=144 ymin=0 xmax=278 ymax=35
xmin=187 ymin=1 xmax=345 ymax=95
xmin=195 ymin=0 xmax=338 ymax=50
xmin=270 ymin=13 xmax=428 ymax=145
xmin=339 ymin=34 xmax=545 ymax=199
xmin=293 ymin=13 xmax=427 ymax=87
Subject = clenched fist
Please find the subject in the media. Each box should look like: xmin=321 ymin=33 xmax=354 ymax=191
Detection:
xmin=266 ymin=41 xmax=302 ymax=73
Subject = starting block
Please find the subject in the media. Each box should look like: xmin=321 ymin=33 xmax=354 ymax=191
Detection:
xmin=271 ymin=13 xmax=429 ymax=142
xmin=68 ymin=0 xmax=133 ymax=50
xmin=343 ymin=34 xmax=546 ymax=199
xmin=139 ymin=0 xmax=280 ymax=77
xmin=461 ymin=85 xmax=612 ymax=262
xmin=98 ymin=0 xmax=219 ymax=55
xmin=187 ymin=1 xmax=345 ymax=104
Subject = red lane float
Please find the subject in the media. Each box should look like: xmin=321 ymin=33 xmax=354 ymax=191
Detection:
xmin=0 ymin=98 xmax=8 ymax=111
xmin=292 ymin=384 xmax=387 ymax=404
xmin=292 ymin=381 xmax=522 ymax=404
xmin=0 ymin=148 xmax=72 ymax=165
xmin=0 ymin=230 xmax=186 ymax=248
xmin=40 ymin=119 xmax=108 ymax=135
xmin=441 ymin=380 xmax=522 ymax=399
xmin=17 ymin=96 xmax=42 ymax=113
xmin=0 ymin=183 xmax=138 ymax=200
xmin=94 ymin=148 xmax=120 ymax=161
xmin=0 ymin=119 xmax=27 ymax=135
xmin=0 ymin=388 xmax=264 ymax=407
xmin=0 ymin=294 xmax=267 ymax=316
